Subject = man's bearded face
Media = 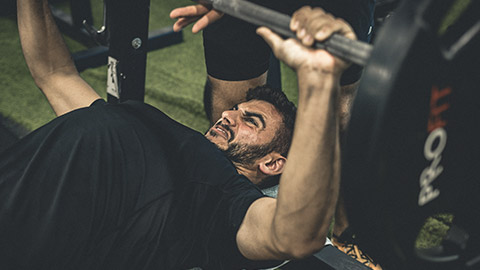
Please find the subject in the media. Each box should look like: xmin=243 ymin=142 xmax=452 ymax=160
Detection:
xmin=204 ymin=100 xmax=283 ymax=166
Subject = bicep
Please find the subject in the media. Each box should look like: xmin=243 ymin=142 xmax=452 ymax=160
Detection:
xmin=236 ymin=197 xmax=285 ymax=260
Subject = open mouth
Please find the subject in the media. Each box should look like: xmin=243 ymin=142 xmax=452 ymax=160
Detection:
xmin=209 ymin=122 xmax=234 ymax=142
xmin=214 ymin=125 xmax=229 ymax=140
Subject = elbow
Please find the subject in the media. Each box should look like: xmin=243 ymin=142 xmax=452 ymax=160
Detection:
xmin=31 ymin=66 xmax=79 ymax=90
xmin=32 ymin=72 xmax=54 ymax=91
xmin=33 ymin=76 xmax=48 ymax=90
xmin=285 ymin=239 xmax=326 ymax=259
xmin=274 ymin=234 xmax=326 ymax=260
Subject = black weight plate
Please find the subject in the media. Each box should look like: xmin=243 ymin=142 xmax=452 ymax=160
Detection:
xmin=341 ymin=0 xmax=480 ymax=268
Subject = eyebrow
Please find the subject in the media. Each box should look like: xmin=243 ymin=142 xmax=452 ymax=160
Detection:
xmin=244 ymin=110 xmax=266 ymax=128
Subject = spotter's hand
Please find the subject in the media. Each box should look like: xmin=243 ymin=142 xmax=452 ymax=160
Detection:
xmin=257 ymin=6 xmax=356 ymax=74
xmin=170 ymin=4 xmax=223 ymax=33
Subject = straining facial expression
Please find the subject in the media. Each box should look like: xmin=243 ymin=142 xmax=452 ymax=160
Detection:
xmin=205 ymin=100 xmax=283 ymax=165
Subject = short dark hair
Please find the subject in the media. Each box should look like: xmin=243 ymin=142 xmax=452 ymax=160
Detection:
xmin=246 ymin=85 xmax=297 ymax=158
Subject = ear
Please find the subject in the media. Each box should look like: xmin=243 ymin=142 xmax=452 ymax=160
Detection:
xmin=258 ymin=152 xmax=287 ymax=176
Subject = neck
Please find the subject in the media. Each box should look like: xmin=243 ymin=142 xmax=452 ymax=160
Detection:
xmin=234 ymin=162 xmax=264 ymax=185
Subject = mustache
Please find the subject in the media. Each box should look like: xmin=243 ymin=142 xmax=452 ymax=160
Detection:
xmin=220 ymin=123 xmax=235 ymax=142
xmin=209 ymin=122 xmax=235 ymax=142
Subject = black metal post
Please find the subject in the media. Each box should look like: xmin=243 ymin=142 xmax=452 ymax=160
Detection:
xmin=73 ymin=27 xmax=183 ymax=72
xmin=105 ymin=0 xmax=150 ymax=103
xmin=69 ymin=0 xmax=93 ymax=29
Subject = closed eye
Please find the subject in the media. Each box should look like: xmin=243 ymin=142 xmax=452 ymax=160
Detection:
xmin=234 ymin=104 xmax=266 ymax=129
xmin=244 ymin=111 xmax=266 ymax=129
xmin=244 ymin=117 xmax=259 ymax=127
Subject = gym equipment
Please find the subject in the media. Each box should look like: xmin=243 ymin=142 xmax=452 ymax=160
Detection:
xmin=282 ymin=245 xmax=370 ymax=270
xmin=51 ymin=0 xmax=183 ymax=103
xmin=50 ymin=0 xmax=96 ymax=47
xmin=342 ymin=0 xmax=480 ymax=269
xmin=371 ymin=0 xmax=400 ymax=42
xmin=191 ymin=0 xmax=480 ymax=268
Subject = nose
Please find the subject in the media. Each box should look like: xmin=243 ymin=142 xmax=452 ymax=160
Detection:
xmin=221 ymin=110 xmax=238 ymax=126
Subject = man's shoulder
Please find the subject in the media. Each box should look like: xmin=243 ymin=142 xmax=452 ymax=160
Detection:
xmin=88 ymin=100 xmax=239 ymax=175
xmin=62 ymin=99 xmax=194 ymax=137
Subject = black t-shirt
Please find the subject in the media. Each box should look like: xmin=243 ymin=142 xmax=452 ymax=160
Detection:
xmin=0 ymin=100 xmax=270 ymax=269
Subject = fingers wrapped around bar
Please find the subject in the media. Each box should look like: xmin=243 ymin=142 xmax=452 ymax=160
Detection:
xmin=257 ymin=7 xmax=355 ymax=74
xmin=291 ymin=7 xmax=356 ymax=47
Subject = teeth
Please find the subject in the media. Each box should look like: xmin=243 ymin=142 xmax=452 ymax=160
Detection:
xmin=216 ymin=127 xmax=227 ymax=137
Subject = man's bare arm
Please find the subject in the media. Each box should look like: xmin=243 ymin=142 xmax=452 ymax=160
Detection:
xmin=17 ymin=0 xmax=101 ymax=116
xmin=237 ymin=7 xmax=355 ymax=260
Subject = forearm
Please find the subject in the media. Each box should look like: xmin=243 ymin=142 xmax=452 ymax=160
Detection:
xmin=273 ymin=67 xmax=341 ymax=257
xmin=17 ymin=0 xmax=100 ymax=116
xmin=238 ymin=8 xmax=352 ymax=260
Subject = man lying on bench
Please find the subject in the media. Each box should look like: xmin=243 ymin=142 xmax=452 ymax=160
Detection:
xmin=2 ymin=1 xmax=353 ymax=269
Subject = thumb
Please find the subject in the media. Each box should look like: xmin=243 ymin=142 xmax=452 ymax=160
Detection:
xmin=256 ymin=27 xmax=284 ymax=54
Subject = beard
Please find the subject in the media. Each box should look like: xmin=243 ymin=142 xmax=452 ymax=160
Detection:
xmin=206 ymin=121 xmax=279 ymax=166
xmin=221 ymin=141 xmax=275 ymax=166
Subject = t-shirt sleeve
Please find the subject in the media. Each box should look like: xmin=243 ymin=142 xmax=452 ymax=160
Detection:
xmin=226 ymin=176 xmax=265 ymax=231
xmin=223 ymin=176 xmax=286 ymax=269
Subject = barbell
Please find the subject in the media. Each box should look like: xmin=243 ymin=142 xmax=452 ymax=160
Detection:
xmin=342 ymin=0 xmax=480 ymax=269
xmin=191 ymin=0 xmax=480 ymax=269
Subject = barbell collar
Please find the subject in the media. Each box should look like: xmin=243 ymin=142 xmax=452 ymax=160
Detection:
xmin=193 ymin=0 xmax=372 ymax=66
